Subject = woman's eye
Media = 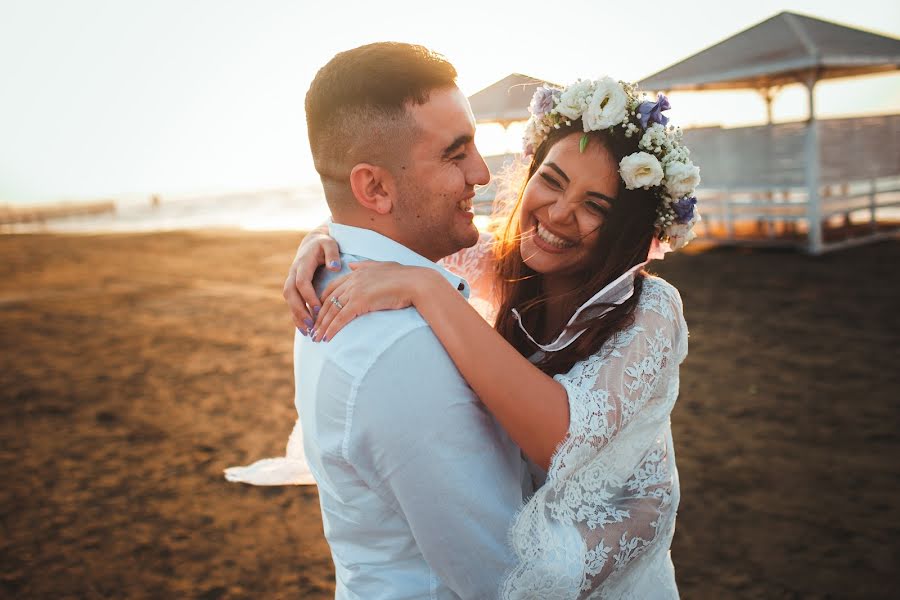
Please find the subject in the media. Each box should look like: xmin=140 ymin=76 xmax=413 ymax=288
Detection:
xmin=452 ymin=153 xmax=467 ymax=161
xmin=540 ymin=173 xmax=561 ymax=189
xmin=586 ymin=201 xmax=609 ymax=215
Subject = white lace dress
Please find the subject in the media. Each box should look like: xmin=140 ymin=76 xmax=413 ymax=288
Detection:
xmin=441 ymin=235 xmax=687 ymax=600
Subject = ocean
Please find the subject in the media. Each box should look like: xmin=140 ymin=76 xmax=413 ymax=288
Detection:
xmin=1 ymin=187 xmax=332 ymax=234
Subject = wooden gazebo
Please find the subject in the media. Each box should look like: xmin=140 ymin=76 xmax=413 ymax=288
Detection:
xmin=639 ymin=11 xmax=900 ymax=254
xmin=468 ymin=73 xmax=557 ymax=128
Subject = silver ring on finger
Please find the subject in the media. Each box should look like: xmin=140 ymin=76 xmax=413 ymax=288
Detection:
xmin=330 ymin=296 xmax=344 ymax=310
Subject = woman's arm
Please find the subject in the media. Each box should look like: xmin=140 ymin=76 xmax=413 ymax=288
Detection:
xmin=314 ymin=263 xmax=569 ymax=470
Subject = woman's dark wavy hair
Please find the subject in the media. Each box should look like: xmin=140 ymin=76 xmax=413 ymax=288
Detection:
xmin=492 ymin=122 xmax=659 ymax=376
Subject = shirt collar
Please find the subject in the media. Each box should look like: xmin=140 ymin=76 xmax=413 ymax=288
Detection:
xmin=328 ymin=222 xmax=470 ymax=299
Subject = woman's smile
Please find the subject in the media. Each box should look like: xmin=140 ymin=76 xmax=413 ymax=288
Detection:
xmin=532 ymin=220 xmax=578 ymax=253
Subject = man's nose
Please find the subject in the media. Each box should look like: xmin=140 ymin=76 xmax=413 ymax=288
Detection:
xmin=468 ymin=147 xmax=491 ymax=186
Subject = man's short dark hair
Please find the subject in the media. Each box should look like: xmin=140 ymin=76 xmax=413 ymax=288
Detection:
xmin=305 ymin=42 xmax=457 ymax=184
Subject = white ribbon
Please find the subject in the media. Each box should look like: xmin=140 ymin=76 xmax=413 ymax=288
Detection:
xmin=511 ymin=260 xmax=648 ymax=353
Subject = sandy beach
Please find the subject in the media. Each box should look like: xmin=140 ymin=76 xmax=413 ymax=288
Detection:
xmin=2 ymin=230 xmax=898 ymax=599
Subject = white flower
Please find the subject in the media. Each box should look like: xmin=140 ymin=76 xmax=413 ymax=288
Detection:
xmin=555 ymin=79 xmax=595 ymax=120
xmin=639 ymin=123 xmax=679 ymax=158
xmin=582 ymin=76 xmax=628 ymax=131
xmin=523 ymin=118 xmax=545 ymax=155
xmin=666 ymin=210 xmax=701 ymax=250
xmin=664 ymin=161 xmax=701 ymax=197
xmin=666 ymin=223 xmax=695 ymax=251
xmin=661 ymin=145 xmax=690 ymax=166
xmin=619 ymin=152 xmax=664 ymax=190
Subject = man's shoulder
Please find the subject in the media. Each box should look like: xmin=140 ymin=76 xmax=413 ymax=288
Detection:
xmin=348 ymin=319 xmax=474 ymax=413
xmin=345 ymin=322 xmax=491 ymax=460
xmin=320 ymin=307 xmax=450 ymax=378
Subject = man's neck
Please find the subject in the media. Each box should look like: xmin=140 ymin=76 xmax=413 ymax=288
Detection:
xmin=331 ymin=213 xmax=441 ymax=263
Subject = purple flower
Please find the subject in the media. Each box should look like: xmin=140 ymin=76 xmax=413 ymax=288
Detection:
xmin=528 ymin=86 xmax=557 ymax=118
xmin=672 ymin=196 xmax=697 ymax=224
xmin=636 ymin=93 xmax=671 ymax=129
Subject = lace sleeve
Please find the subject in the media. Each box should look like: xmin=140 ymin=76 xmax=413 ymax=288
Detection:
xmin=438 ymin=232 xmax=499 ymax=324
xmin=503 ymin=278 xmax=688 ymax=599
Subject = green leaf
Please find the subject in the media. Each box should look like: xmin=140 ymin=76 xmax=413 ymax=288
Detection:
xmin=579 ymin=133 xmax=589 ymax=153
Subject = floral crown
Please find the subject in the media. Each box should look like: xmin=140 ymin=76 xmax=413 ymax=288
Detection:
xmin=523 ymin=76 xmax=701 ymax=251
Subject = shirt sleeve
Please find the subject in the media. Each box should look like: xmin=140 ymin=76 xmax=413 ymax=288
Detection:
xmin=348 ymin=324 xmax=527 ymax=598
xmin=502 ymin=279 xmax=688 ymax=598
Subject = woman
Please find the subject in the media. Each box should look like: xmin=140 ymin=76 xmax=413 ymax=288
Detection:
xmin=242 ymin=78 xmax=699 ymax=598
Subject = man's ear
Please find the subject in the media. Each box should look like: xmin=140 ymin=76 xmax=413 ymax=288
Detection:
xmin=348 ymin=163 xmax=396 ymax=215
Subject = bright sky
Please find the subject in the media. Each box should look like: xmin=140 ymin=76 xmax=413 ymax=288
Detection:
xmin=1 ymin=0 xmax=898 ymax=203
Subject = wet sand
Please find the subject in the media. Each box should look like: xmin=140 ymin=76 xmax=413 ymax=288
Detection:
xmin=1 ymin=231 xmax=898 ymax=598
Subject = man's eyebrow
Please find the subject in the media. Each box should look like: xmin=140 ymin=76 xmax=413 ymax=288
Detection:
xmin=586 ymin=191 xmax=616 ymax=205
xmin=545 ymin=162 xmax=570 ymax=183
xmin=441 ymin=134 xmax=473 ymax=158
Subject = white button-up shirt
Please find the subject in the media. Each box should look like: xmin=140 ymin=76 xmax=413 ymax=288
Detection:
xmin=295 ymin=223 xmax=530 ymax=600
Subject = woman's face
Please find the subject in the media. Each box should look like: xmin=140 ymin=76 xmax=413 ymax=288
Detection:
xmin=519 ymin=133 xmax=619 ymax=282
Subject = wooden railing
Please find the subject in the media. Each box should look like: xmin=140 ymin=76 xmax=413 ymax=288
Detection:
xmin=694 ymin=177 xmax=900 ymax=253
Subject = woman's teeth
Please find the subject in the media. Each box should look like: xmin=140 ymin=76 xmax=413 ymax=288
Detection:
xmin=457 ymin=198 xmax=473 ymax=211
xmin=536 ymin=222 xmax=575 ymax=249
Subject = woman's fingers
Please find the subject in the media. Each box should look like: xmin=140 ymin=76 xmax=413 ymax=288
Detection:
xmin=312 ymin=273 xmax=354 ymax=340
xmin=316 ymin=304 xmax=344 ymax=342
xmin=316 ymin=300 xmax=359 ymax=342
xmin=320 ymin=297 xmax=365 ymax=342
xmin=295 ymin=277 xmax=322 ymax=321
xmin=291 ymin=255 xmax=323 ymax=316
xmin=283 ymin=274 xmax=313 ymax=333
xmin=319 ymin=273 xmax=351 ymax=309
xmin=348 ymin=260 xmax=384 ymax=272
xmin=323 ymin=238 xmax=342 ymax=272
xmin=313 ymin=284 xmax=350 ymax=341
xmin=289 ymin=231 xmax=342 ymax=313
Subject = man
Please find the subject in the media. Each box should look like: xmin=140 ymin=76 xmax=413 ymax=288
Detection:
xmin=290 ymin=43 xmax=530 ymax=598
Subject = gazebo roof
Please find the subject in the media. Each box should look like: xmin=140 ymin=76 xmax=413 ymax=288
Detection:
xmin=639 ymin=11 xmax=900 ymax=91
xmin=468 ymin=73 xmax=558 ymax=124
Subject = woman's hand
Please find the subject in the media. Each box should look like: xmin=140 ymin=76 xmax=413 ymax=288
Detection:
xmin=283 ymin=223 xmax=342 ymax=333
xmin=311 ymin=262 xmax=439 ymax=342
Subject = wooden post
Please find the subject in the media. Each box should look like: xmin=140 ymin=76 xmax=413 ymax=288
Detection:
xmin=870 ymin=178 xmax=878 ymax=232
xmin=804 ymin=74 xmax=823 ymax=254
xmin=761 ymin=87 xmax=778 ymax=239
xmin=724 ymin=189 xmax=734 ymax=239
